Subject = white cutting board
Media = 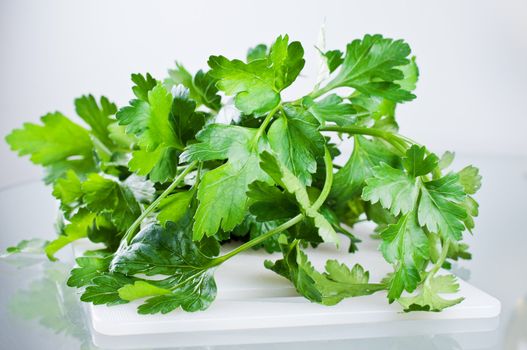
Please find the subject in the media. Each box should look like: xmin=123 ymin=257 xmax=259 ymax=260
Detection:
xmin=76 ymin=231 xmax=500 ymax=348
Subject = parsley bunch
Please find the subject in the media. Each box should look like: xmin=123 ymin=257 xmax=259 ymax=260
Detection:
xmin=5 ymin=34 xmax=481 ymax=314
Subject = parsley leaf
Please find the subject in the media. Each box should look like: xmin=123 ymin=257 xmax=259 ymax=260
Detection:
xmin=74 ymin=95 xmax=117 ymax=149
xmin=332 ymin=135 xmax=399 ymax=203
xmin=5 ymin=112 xmax=96 ymax=182
xmin=182 ymin=124 xmax=269 ymax=240
xmin=398 ymin=274 xmax=464 ymax=312
xmin=268 ymin=106 xmax=325 ymax=185
xmin=208 ymin=35 xmax=304 ymax=114
xmin=259 ymin=151 xmax=339 ymax=245
xmin=82 ymin=174 xmax=141 ymax=231
xmin=321 ymin=34 xmax=414 ymax=102
xmin=165 ymin=63 xmax=222 ymax=111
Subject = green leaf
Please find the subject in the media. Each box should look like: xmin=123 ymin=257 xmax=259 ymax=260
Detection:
xmin=118 ymin=281 xmax=171 ymax=301
xmin=157 ymin=189 xmax=196 ymax=225
xmin=457 ymin=166 xmax=482 ymax=195
xmin=418 ymin=174 xmax=467 ymax=241
xmin=303 ymin=94 xmax=356 ymax=126
xmin=268 ymin=35 xmax=305 ymax=91
xmin=268 ymin=106 xmax=325 ymax=185
xmin=52 ymin=170 xmax=83 ymax=215
xmin=137 ymin=272 xmax=216 ymax=314
xmin=182 ymin=124 xmax=269 ymax=239
xmin=332 ymin=136 xmax=399 ymax=203
xmin=208 ymin=55 xmax=279 ymax=114
xmin=312 ymin=260 xmax=385 ymax=305
xmin=67 ymin=254 xmax=112 ymax=288
xmin=117 ymin=83 xmax=183 ymax=183
xmin=362 ymin=163 xmax=419 ymax=216
xmin=398 ymin=274 xmax=463 ymax=312
xmin=82 ymin=174 xmax=141 ymax=231
xmin=247 ymin=181 xmax=297 ymax=221
xmin=45 ymin=209 xmax=95 ymax=260
xmin=165 ymin=63 xmax=221 ymax=111
xmin=110 ymin=222 xmax=216 ymax=276
xmin=110 ymin=222 xmax=218 ymax=313
xmin=247 ymin=44 xmax=268 ymax=62
xmin=5 ymin=112 xmax=95 ymax=181
xmin=402 ymin=145 xmax=439 ymax=177
xmin=380 ymin=213 xmax=429 ymax=300
xmin=324 ymin=34 xmax=414 ymax=102
xmin=128 ymin=147 xmax=179 ymax=183
xmin=131 ymin=73 xmax=157 ymax=101
xmin=264 ymin=236 xmax=322 ymax=302
xmin=259 ymin=151 xmax=339 ymax=245
xmin=438 ymin=151 xmax=455 ymax=170
xmin=169 ymin=89 xmax=207 ymax=146
xmin=322 ymin=49 xmax=344 ymax=73
xmin=266 ymin=236 xmax=384 ymax=305
xmin=80 ymin=274 xmax=135 ymax=306
xmin=397 ymin=56 xmax=419 ymax=92
xmin=74 ymin=95 xmax=117 ymax=149
xmin=2 ymin=238 xmax=48 ymax=257
xmin=208 ymin=35 xmax=304 ymax=114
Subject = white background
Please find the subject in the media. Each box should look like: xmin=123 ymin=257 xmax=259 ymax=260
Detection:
xmin=1 ymin=0 xmax=526 ymax=187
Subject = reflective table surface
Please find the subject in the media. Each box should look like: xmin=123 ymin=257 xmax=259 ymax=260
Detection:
xmin=1 ymin=155 xmax=526 ymax=350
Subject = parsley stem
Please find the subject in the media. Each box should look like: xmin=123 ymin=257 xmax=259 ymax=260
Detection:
xmin=210 ymin=148 xmax=335 ymax=266
xmin=121 ymin=160 xmax=198 ymax=245
xmin=308 ymin=82 xmax=336 ymax=100
xmin=320 ymin=125 xmax=408 ymax=154
xmin=428 ymin=239 xmax=451 ymax=278
xmin=311 ymin=147 xmax=333 ymax=210
xmin=253 ymin=104 xmax=280 ymax=144
xmin=210 ymin=214 xmax=304 ymax=266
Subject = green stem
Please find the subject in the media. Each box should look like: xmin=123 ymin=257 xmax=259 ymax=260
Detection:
xmin=311 ymin=147 xmax=333 ymax=210
xmin=122 ymin=161 xmax=198 ymax=245
xmin=253 ymin=105 xmax=280 ymax=144
xmin=209 ymin=145 xmax=336 ymax=267
xmin=320 ymin=125 xmax=408 ymax=154
xmin=309 ymin=82 xmax=337 ymax=100
xmin=210 ymin=214 xmax=304 ymax=266
xmin=428 ymin=238 xmax=451 ymax=278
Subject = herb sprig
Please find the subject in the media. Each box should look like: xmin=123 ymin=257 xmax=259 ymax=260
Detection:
xmin=4 ymin=33 xmax=481 ymax=314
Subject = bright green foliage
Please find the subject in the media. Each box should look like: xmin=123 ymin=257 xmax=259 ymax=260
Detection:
xmin=303 ymin=94 xmax=356 ymax=126
xmin=268 ymin=106 xmax=325 ymax=185
xmin=362 ymin=145 xmax=475 ymax=300
xmin=418 ymin=174 xmax=467 ymax=241
xmin=398 ymin=274 xmax=464 ymax=312
xmin=67 ymin=254 xmax=112 ymax=288
xmin=4 ymin=33 xmax=481 ymax=315
xmin=380 ymin=213 xmax=429 ymax=300
xmin=117 ymin=82 xmax=184 ymax=183
xmin=182 ymin=124 xmax=269 ymax=240
xmin=209 ymin=35 xmax=304 ymax=114
xmin=5 ymin=112 xmax=96 ymax=182
xmin=259 ymin=151 xmax=339 ymax=245
xmin=321 ymin=49 xmax=344 ymax=73
xmin=110 ymin=222 xmax=218 ymax=313
xmin=81 ymin=274 xmax=136 ymax=306
xmin=82 ymin=174 xmax=141 ymax=231
xmin=332 ymin=136 xmax=399 ymax=203
xmin=157 ymin=189 xmax=195 ymax=225
xmin=362 ymin=162 xmax=420 ymax=216
xmin=74 ymin=95 xmax=117 ymax=149
xmin=264 ymin=236 xmax=323 ymax=302
xmin=165 ymin=63 xmax=221 ymax=111
xmin=265 ymin=235 xmax=384 ymax=304
xmin=323 ymin=34 xmax=414 ymax=102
